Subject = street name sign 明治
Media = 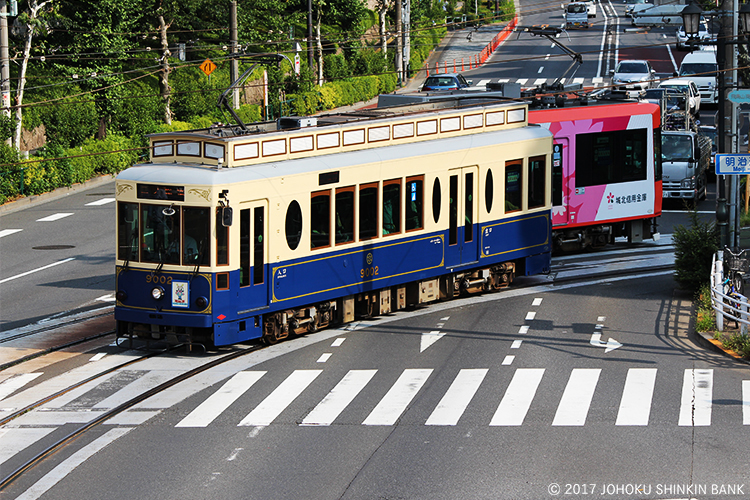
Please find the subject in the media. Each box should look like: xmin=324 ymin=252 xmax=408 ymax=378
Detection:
xmin=716 ymin=154 xmax=750 ymax=175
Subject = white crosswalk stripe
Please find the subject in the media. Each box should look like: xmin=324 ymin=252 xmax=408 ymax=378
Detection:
xmin=679 ymin=369 xmax=713 ymax=426
xmin=473 ymin=77 xmax=606 ymax=89
xmin=176 ymin=371 xmax=266 ymax=428
xmin=0 ymin=428 xmax=56 ymax=467
xmin=238 ymin=370 xmax=322 ymax=427
xmin=301 ymin=369 xmax=377 ymax=426
xmin=490 ymin=368 xmax=545 ymax=426
xmin=552 ymin=368 xmax=601 ymax=426
xmin=616 ymin=368 xmax=657 ymax=426
xmin=363 ymin=369 xmax=432 ymax=426
xmin=0 ymin=373 xmax=43 ymax=402
xmin=426 ymin=369 xmax=487 ymax=426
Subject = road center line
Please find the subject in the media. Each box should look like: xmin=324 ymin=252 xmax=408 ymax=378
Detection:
xmin=0 ymin=257 xmax=76 ymax=285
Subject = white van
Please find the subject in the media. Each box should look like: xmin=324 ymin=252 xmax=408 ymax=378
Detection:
xmin=676 ymin=51 xmax=718 ymax=104
xmin=564 ymin=2 xmax=589 ymax=29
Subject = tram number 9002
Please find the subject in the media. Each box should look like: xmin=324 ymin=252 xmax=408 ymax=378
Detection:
xmin=360 ymin=266 xmax=379 ymax=279
xmin=146 ymin=274 xmax=173 ymax=285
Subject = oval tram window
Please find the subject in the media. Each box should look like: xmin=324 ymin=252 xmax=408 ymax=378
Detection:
xmin=432 ymin=178 xmax=441 ymax=224
xmin=285 ymin=200 xmax=302 ymax=250
xmin=485 ymin=168 xmax=494 ymax=213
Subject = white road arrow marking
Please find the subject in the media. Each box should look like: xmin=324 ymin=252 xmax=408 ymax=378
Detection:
xmin=590 ymin=333 xmax=622 ymax=353
xmin=420 ymin=330 xmax=445 ymax=352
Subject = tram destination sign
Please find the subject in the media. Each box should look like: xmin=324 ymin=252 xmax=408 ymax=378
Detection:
xmin=716 ymin=154 xmax=750 ymax=175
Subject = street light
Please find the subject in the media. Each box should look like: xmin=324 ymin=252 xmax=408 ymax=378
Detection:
xmin=681 ymin=0 xmax=750 ymax=248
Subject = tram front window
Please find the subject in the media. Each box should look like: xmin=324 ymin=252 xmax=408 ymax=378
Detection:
xmin=118 ymin=202 xmax=139 ymax=261
xmin=141 ymin=204 xmax=181 ymax=264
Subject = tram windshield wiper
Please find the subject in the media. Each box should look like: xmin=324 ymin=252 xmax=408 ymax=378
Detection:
xmin=191 ymin=238 xmax=206 ymax=279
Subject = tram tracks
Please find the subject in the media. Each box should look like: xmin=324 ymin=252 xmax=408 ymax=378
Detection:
xmin=0 ymin=343 xmax=263 ymax=493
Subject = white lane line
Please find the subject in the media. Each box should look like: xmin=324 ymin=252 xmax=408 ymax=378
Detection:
xmin=511 ymin=340 xmax=523 ymax=349
xmin=363 ymin=369 xmax=432 ymax=426
xmin=317 ymin=353 xmax=332 ymax=363
xmin=0 ymin=229 xmax=22 ymax=238
xmin=476 ymin=79 xmax=490 ymax=87
xmin=525 ymin=311 xmax=536 ymax=320
xmin=533 ymin=78 xmax=547 ymax=85
xmin=616 ymin=368 xmax=657 ymax=426
xmin=301 ymin=369 xmax=377 ymax=426
xmin=176 ymin=371 xmax=265 ymax=428
xmin=519 ymin=325 xmax=529 ymax=334
xmin=85 ymin=198 xmax=115 ymax=206
xmin=537 ymin=66 xmax=544 ymax=74
xmin=96 ymin=294 xmax=116 ymax=302
xmin=14 ymin=427 xmax=133 ymax=500
xmin=532 ymin=298 xmax=543 ymax=306
xmin=502 ymin=355 xmax=515 ymax=365
xmin=743 ymin=381 xmax=750 ymax=425
xmin=421 ymin=330 xmax=446 ymax=352
xmin=490 ymin=368 xmax=545 ymax=426
xmin=239 ymin=370 xmax=322 ymax=426
xmin=0 ymin=373 xmax=43 ymax=402
xmin=516 ymin=78 xmax=528 ymax=85
xmin=552 ymin=368 xmax=601 ymax=426
xmin=0 ymin=257 xmax=76 ymax=285
xmin=89 ymin=353 xmax=106 ymax=362
xmin=331 ymin=338 xmax=345 ymax=347
xmin=36 ymin=213 xmax=74 ymax=222
xmin=0 ymin=428 xmax=57 ymax=467
xmin=426 ymin=369 xmax=487 ymax=426
xmin=679 ymin=369 xmax=713 ymax=426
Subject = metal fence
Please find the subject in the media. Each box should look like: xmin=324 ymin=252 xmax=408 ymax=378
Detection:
xmin=710 ymin=251 xmax=749 ymax=334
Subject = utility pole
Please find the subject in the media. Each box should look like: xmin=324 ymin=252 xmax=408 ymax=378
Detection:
xmin=230 ymin=0 xmax=239 ymax=110
xmin=307 ymin=0 xmax=314 ymax=72
xmin=716 ymin=0 xmax=733 ymax=248
xmin=0 ymin=0 xmax=10 ymax=123
xmin=402 ymin=0 xmax=410 ymax=83
xmin=396 ymin=0 xmax=403 ymax=85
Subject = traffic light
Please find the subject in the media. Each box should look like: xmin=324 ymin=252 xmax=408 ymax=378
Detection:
xmin=9 ymin=0 xmax=17 ymax=16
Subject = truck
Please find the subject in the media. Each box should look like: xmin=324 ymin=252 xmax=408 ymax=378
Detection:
xmin=564 ymin=2 xmax=589 ymax=29
xmin=661 ymin=130 xmax=712 ymax=204
xmin=676 ymin=50 xmax=718 ymax=104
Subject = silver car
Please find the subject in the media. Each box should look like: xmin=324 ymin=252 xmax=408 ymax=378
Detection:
xmin=675 ymin=20 xmax=710 ymax=50
xmin=610 ymin=60 xmax=656 ymax=91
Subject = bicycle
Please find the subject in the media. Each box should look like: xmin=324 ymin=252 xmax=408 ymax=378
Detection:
xmin=724 ymin=247 xmax=748 ymax=296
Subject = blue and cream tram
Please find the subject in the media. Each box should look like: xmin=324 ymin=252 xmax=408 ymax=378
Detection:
xmin=114 ymin=100 xmax=554 ymax=346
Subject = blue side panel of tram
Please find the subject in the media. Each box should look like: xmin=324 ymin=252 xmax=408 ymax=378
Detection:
xmin=115 ymin=211 xmax=551 ymax=346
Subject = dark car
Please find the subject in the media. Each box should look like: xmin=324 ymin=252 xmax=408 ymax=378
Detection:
xmin=420 ymin=73 xmax=472 ymax=91
xmin=642 ymin=88 xmax=687 ymax=113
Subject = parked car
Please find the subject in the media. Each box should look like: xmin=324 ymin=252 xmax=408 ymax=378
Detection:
xmin=610 ymin=59 xmax=655 ymax=91
xmin=658 ymin=79 xmax=702 ymax=117
xmin=675 ymin=19 xmax=710 ymax=50
xmin=420 ymin=73 xmax=472 ymax=91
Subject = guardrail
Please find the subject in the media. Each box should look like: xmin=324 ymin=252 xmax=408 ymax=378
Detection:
xmin=710 ymin=251 xmax=749 ymax=334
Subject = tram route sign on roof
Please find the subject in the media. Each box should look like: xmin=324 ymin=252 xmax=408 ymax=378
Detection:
xmin=716 ymin=154 xmax=750 ymax=175
xmin=199 ymin=58 xmax=217 ymax=76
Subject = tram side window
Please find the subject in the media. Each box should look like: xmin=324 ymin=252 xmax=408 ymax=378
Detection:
xmin=528 ymin=156 xmax=547 ymax=209
xmin=405 ymin=176 xmax=424 ymax=231
xmin=183 ymin=207 xmax=210 ymax=266
xmin=216 ymin=208 xmax=228 ymax=265
xmin=118 ymin=202 xmax=139 ymax=261
xmin=240 ymin=208 xmax=250 ymax=287
xmin=335 ymin=187 xmax=355 ymax=244
xmin=311 ymin=191 xmax=331 ymax=249
xmin=253 ymin=207 xmax=264 ymax=285
xmin=505 ymin=161 xmax=523 ymax=213
xmin=383 ymin=179 xmax=401 ymax=235
xmin=576 ymin=129 xmax=648 ymax=187
xmin=141 ymin=203 xmax=180 ymax=264
xmin=359 ymin=184 xmax=378 ymax=240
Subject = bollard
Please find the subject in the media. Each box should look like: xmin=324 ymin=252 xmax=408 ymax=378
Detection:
xmin=444 ymin=61 xmax=447 ymax=73
xmin=462 ymin=58 xmax=465 ymax=72
xmin=453 ymin=59 xmax=456 ymax=73
xmin=435 ymin=61 xmax=439 ymax=74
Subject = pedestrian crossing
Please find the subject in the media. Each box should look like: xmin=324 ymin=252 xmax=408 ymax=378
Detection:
xmin=1 ymin=366 xmax=748 ymax=439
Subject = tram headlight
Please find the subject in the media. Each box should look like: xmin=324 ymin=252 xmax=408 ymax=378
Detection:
xmin=151 ymin=286 xmax=165 ymax=300
xmin=196 ymin=296 xmax=208 ymax=309
xmin=116 ymin=290 xmax=128 ymax=302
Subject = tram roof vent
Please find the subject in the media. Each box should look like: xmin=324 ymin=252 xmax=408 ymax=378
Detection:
xmin=278 ymin=116 xmax=318 ymax=130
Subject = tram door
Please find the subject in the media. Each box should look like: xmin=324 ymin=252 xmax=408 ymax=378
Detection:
xmin=238 ymin=200 xmax=269 ymax=309
xmin=552 ymin=139 xmax=570 ymax=226
xmin=446 ymin=166 xmax=479 ymax=268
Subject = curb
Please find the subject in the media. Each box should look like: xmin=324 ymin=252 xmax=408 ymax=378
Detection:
xmin=693 ymin=329 xmax=750 ymax=365
xmin=0 ymin=174 xmax=116 ymax=216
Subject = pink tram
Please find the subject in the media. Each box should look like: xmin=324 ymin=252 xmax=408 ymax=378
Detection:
xmin=528 ymin=102 xmax=662 ymax=252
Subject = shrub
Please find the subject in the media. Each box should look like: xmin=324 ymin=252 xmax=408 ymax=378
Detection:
xmin=673 ymin=209 xmax=719 ymax=292
xmin=695 ymin=283 xmax=716 ymax=332
xmin=715 ymin=332 xmax=750 ymax=358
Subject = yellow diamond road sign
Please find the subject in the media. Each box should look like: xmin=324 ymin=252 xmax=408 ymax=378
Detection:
xmin=200 ymin=58 xmax=217 ymax=76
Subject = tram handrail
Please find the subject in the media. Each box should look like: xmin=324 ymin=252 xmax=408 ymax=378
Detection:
xmin=710 ymin=251 xmax=750 ymax=334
